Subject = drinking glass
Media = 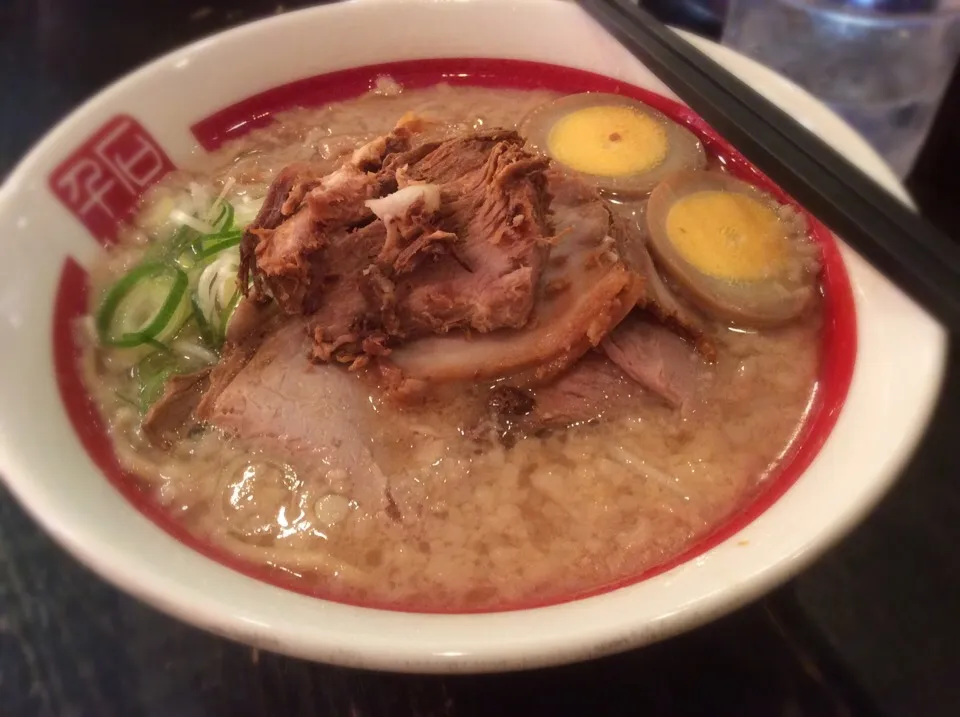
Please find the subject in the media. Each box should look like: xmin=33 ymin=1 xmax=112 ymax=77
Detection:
xmin=721 ymin=0 xmax=960 ymax=177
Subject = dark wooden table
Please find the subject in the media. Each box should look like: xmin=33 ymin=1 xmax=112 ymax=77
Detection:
xmin=1 ymin=2 xmax=958 ymax=715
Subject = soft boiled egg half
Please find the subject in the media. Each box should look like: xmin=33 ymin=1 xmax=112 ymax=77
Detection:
xmin=520 ymin=93 xmax=707 ymax=196
xmin=646 ymin=171 xmax=821 ymax=326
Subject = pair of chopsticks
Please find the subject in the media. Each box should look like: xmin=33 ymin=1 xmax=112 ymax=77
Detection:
xmin=578 ymin=0 xmax=960 ymax=330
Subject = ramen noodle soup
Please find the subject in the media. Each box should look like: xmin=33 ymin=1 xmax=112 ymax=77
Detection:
xmin=79 ymin=80 xmax=826 ymax=611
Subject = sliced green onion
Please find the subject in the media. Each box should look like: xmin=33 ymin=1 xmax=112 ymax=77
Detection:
xmin=195 ymin=248 xmax=242 ymax=347
xmin=210 ymin=200 xmax=235 ymax=233
xmin=134 ymin=338 xmax=218 ymax=413
xmin=191 ymin=230 xmax=242 ymax=261
xmin=135 ymin=351 xmax=177 ymax=412
xmin=142 ymin=224 xmax=197 ymax=265
xmin=140 ymin=368 xmax=177 ymax=411
xmin=220 ymin=289 xmax=243 ymax=337
xmin=169 ymin=224 xmax=198 ymax=253
xmin=101 ymin=196 xmax=245 ymax=360
xmin=191 ymin=295 xmax=218 ymax=347
xmin=96 ymin=262 xmax=190 ymax=348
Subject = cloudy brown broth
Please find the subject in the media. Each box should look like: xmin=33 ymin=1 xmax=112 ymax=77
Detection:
xmin=80 ymin=84 xmax=821 ymax=611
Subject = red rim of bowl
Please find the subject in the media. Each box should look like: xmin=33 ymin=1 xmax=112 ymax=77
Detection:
xmin=51 ymin=58 xmax=858 ymax=615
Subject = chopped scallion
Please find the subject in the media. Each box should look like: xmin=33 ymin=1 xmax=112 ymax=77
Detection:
xmin=96 ymin=263 xmax=190 ymax=348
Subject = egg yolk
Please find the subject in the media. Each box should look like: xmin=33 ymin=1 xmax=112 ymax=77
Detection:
xmin=665 ymin=191 xmax=787 ymax=282
xmin=547 ymin=106 xmax=669 ymax=178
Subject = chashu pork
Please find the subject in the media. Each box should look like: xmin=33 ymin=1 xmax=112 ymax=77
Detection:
xmin=194 ymin=320 xmax=396 ymax=518
xmin=238 ymin=120 xmax=555 ymax=366
xmin=481 ymin=314 xmax=707 ymax=438
xmin=602 ymin=313 xmax=709 ymax=409
xmin=385 ymin=171 xmax=644 ymax=387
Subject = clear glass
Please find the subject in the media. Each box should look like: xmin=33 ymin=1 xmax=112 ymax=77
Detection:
xmin=721 ymin=0 xmax=960 ymax=177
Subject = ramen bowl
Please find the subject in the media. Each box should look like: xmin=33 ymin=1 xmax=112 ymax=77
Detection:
xmin=0 ymin=0 xmax=946 ymax=672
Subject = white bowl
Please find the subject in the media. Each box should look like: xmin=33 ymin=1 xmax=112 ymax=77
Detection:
xmin=0 ymin=0 xmax=946 ymax=673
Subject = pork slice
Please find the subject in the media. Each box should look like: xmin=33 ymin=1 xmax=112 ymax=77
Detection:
xmin=483 ymin=317 xmax=703 ymax=438
xmin=500 ymin=354 xmax=642 ymax=434
xmin=239 ymin=163 xmax=325 ymax=299
xmin=243 ymin=123 xmax=555 ymax=367
xmin=141 ymin=369 xmax=212 ymax=448
xmin=142 ymin=297 xmax=276 ymax=450
xmin=306 ymin=220 xmax=389 ymax=362
xmin=198 ymin=321 xmax=391 ymax=516
xmin=242 ymin=120 xmax=424 ymax=313
xmin=602 ymin=314 xmax=708 ymax=408
xmin=627 ymin=238 xmax=716 ymax=359
xmin=193 ymin=298 xmax=286 ymax=423
xmin=385 ymin=173 xmax=644 ymax=386
xmin=225 ymin=296 xmax=279 ymax=345
xmin=528 ymin=355 xmax=641 ymax=429
xmin=389 ymin=130 xmax=552 ymax=334
xmin=253 ymin=171 xmax=382 ymax=314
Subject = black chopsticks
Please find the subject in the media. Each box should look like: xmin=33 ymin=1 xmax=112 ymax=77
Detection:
xmin=578 ymin=0 xmax=960 ymax=330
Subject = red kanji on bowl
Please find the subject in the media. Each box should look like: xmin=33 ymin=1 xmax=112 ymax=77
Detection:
xmin=49 ymin=115 xmax=175 ymax=245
